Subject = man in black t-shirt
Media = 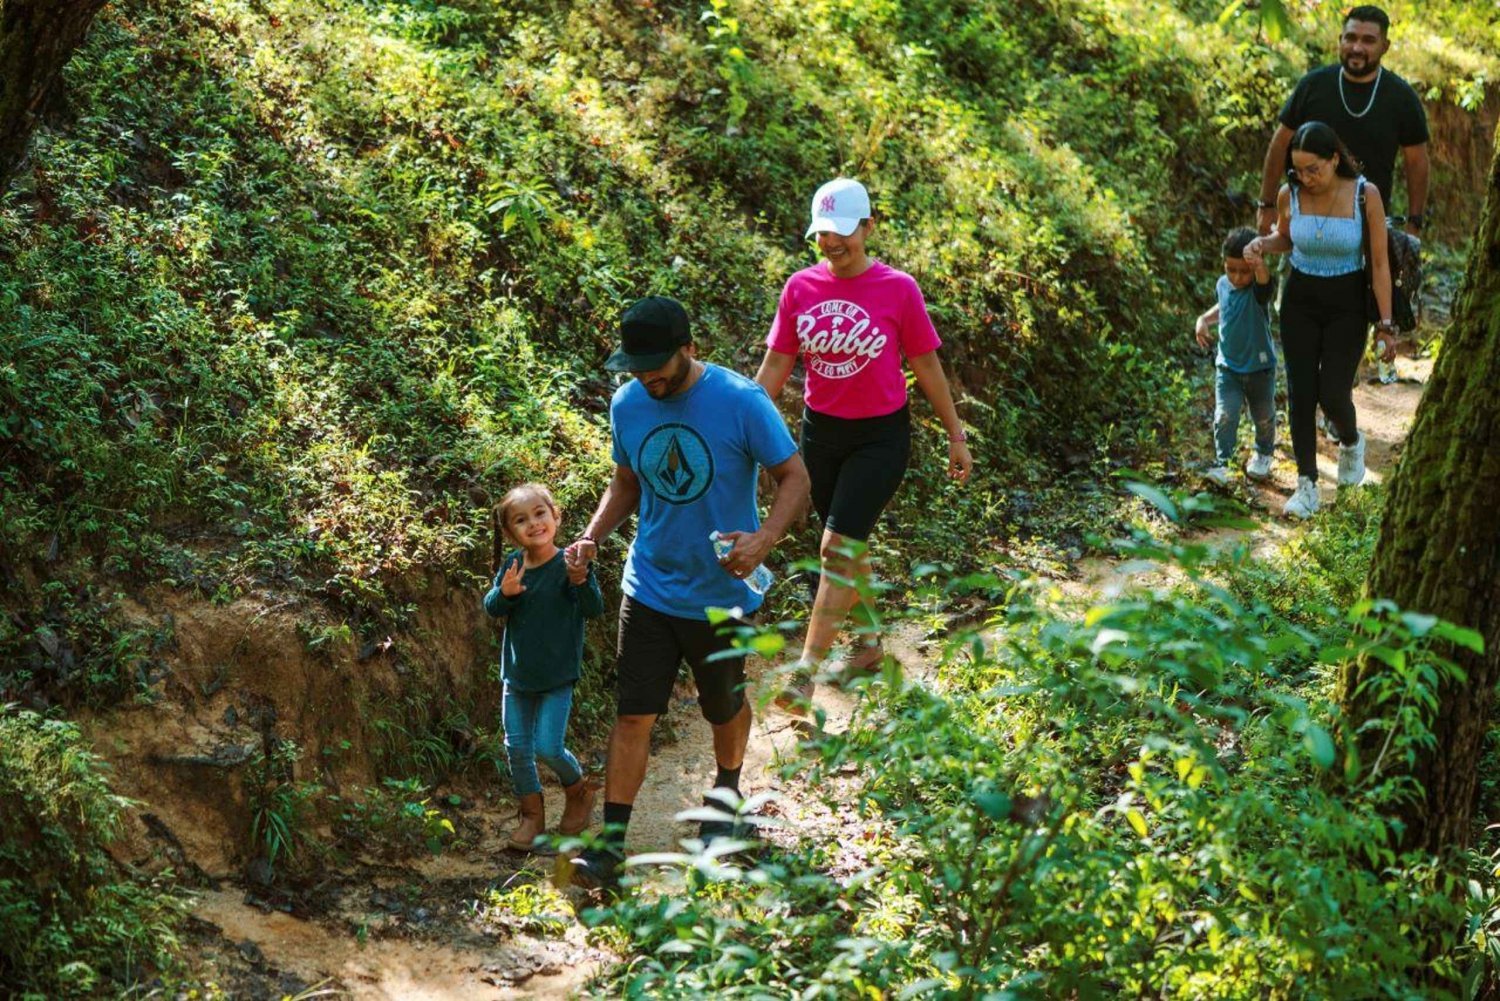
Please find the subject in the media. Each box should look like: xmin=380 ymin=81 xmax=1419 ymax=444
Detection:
xmin=1255 ymin=5 xmax=1429 ymax=239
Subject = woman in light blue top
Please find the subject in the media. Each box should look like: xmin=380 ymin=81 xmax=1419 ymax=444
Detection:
xmin=1244 ymin=121 xmax=1393 ymax=519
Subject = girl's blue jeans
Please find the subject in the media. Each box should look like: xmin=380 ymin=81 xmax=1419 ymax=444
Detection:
xmin=1214 ymin=365 xmax=1277 ymax=465
xmin=502 ymin=682 xmax=583 ymax=796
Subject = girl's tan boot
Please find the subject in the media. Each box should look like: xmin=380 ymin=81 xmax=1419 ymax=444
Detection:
xmin=559 ymin=780 xmax=597 ymax=836
xmin=508 ymin=793 xmax=545 ymax=850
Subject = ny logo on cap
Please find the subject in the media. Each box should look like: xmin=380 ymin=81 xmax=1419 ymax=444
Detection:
xmin=819 ymin=195 xmax=837 ymax=213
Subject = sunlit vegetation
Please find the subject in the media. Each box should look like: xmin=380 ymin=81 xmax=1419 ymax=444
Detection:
xmin=0 ymin=0 xmax=1496 ymax=995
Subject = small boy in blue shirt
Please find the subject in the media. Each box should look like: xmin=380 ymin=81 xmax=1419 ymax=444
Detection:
xmin=1194 ymin=227 xmax=1277 ymax=486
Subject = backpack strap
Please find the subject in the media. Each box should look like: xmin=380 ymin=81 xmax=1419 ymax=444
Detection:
xmin=1357 ymin=176 xmax=1371 ymax=270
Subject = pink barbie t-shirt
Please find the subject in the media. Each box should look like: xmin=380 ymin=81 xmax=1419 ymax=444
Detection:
xmin=766 ymin=261 xmax=942 ymax=419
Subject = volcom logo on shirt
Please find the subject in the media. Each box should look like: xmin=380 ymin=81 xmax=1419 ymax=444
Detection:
xmin=796 ymin=299 xmax=889 ymax=380
xmin=637 ymin=422 xmax=714 ymax=505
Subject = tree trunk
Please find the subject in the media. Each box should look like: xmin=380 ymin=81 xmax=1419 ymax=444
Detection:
xmin=1339 ymin=133 xmax=1500 ymax=854
xmin=0 ymin=0 xmax=109 ymax=193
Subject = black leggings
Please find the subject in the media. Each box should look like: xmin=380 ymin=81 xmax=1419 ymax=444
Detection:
xmin=800 ymin=404 xmax=911 ymax=542
xmin=1281 ymin=269 xmax=1366 ymax=479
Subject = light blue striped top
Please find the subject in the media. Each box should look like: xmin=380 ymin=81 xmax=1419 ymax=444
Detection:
xmin=1288 ymin=177 xmax=1365 ymax=277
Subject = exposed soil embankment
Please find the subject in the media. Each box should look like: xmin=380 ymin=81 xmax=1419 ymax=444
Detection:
xmin=89 ymin=572 xmax=497 ymax=878
xmin=1427 ymin=91 xmax=1499 ymax=243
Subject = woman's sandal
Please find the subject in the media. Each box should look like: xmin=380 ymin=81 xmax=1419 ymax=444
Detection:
xmin=771 ymin=664 xmax=816 ymax=715
xmin=844 ymin=642 xmax=886 ymax=673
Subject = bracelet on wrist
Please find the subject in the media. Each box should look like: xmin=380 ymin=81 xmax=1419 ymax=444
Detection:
xmin=948 ymin=431 xmax=967 ymax=444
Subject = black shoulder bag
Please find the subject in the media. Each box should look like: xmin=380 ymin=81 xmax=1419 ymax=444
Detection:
xmin=1358 ymin=178 xmax=1421 ymax=332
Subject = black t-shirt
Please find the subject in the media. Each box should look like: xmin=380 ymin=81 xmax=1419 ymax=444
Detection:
xmin=1279 ymin=64 xmax=1429 ymax=206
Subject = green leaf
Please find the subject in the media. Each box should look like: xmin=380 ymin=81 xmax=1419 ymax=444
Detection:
xmin=1431 ymin=620 xmax=1485 ymax=654
xmin=1216 ymin=0 xmax=1246 ymax=28
xmin=1126 ymin=809 xmax=1149 ymax=838
xmin=973 ymin=790 xmax=1012 ymax=820
xmin=1260 ymin=0 xmax=1293 ymax=42
xmin=1303 ymin=724 xmax=1336 ymax=769
xmin=1124 ymin=481 xmax=1179 ymax=523
xmin=1400 ymin=611 xmax=1439 ymax=637
xmin=747 ymin=633 xmax=785 ymax=657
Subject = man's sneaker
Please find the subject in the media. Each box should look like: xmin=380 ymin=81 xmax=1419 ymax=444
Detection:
xmin=1282 ymin=477 xmax=1320 ymax=520
xmin=1245 ymin=453 xmax=1274 ymax=481
xmin=566 ymin=847 xmax=622 ymax=890
xmin=697 ymin=790 xmax=755 ymax=849
xmin=1204 ymin=465 xmax=1231 ymax=488
xmin=1337 ymin=432 xmax=1366 ymax=487
xmin=698 ymin=814 xmax=755 ymax=849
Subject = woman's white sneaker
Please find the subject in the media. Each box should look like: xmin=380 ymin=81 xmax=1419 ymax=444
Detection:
xmin=1205 ymin=465 xmax=1231 ymax=487
xmin=1245 ymin=453 xmax=1274 ymax=481
xmin=1282 ymin=477 xmax=1320 ymax=519
xmin=1337 ymin=432 xmax=1366 ymax=487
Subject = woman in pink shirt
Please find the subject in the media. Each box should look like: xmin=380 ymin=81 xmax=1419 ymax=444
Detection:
xmin=755 ymin=178 xmax=972 ymax=710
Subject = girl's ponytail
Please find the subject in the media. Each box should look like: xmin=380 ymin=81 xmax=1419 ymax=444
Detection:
xmin=490 ymin=505 xmax=505 ymax=574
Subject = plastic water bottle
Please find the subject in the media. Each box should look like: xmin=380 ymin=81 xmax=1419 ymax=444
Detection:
xmin=709 ymin=531 xmax=774 ymax=596
xmin=1375 ymin=337 xmax=1397 ymax=384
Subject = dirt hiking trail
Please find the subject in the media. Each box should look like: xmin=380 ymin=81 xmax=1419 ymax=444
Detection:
xmin=124 ymin=358 xmax=1430 ymax=998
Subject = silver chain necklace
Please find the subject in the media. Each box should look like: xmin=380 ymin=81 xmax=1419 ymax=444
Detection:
xmin=1338 ymin=66 xmax=1383 ymax=119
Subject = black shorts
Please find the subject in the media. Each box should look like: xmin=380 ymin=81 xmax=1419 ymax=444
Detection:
xmin=801 ymin=404 xmax=911 ymax=542
xmin=615 ymin=596 xmax=750 ymax=724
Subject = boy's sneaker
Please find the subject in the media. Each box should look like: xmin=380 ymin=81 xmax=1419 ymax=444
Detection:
xmin=566 ymin=847 xmax=623 ymax=890
xmin=1337 ymin=432 xmax=1366 ymax=487
xmin=1245 ymin=453 xmax=1274 ymax=481
xmin=1282 ymin=477 xmax=1320 ymax=519
xmin=1204 ymin=465 xmax=1231 ymax=487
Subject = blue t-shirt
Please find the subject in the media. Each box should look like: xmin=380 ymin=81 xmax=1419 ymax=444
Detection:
xmin=610 ymin=363 xmax=798 ymax=619
xmin=1216 ymin=274 xmax=1276 ymax=374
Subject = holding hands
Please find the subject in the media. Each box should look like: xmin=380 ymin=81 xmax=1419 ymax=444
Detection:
xmin=564 ymin=542 xmax=592 ymax=585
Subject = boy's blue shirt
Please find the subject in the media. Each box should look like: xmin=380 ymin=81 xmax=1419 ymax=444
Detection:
xmin=1216 ymin=273 xmax=1277 ymax=374
xmin=609 ymin=363 xmax=797 ymax=620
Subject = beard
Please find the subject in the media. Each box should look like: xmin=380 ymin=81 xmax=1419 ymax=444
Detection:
xmin=644 ymin=357 xmax=692 ymax=398
xmin=1340 ymin=52 xmax=1379 ymax=77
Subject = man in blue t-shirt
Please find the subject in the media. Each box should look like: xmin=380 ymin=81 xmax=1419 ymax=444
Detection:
xmin=566 ymin=295 xmax=809 ymax=889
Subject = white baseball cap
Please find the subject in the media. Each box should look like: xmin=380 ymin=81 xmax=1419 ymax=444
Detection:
xmin=805 ymin=177 xmax=871 ymax=238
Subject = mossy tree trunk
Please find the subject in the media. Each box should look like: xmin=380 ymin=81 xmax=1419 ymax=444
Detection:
xmin=0 ymin=0 xmax=107 ymax=192
xmin=1339 ymin=134 xmax=1500 ymax=854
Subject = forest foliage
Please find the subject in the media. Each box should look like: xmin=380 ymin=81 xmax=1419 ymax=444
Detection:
xmin=0 ymin=0 xmax=1498 ymax=996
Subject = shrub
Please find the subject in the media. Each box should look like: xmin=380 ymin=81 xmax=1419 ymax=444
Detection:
xmin=590 ymin=532 xmax=1486 ymax=997
xmin=0 ymin=705 xmax=185 ymax=997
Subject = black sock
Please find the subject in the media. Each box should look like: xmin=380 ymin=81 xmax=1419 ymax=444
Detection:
xmin=714 ymin=765 xmax=742 ymax=795
xmin=602 ymin=801 xmax=632 ymax=853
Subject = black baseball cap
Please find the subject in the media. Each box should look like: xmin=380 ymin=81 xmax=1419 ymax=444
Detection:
xmin=604 ymin=296 xmax=691 ymax=372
